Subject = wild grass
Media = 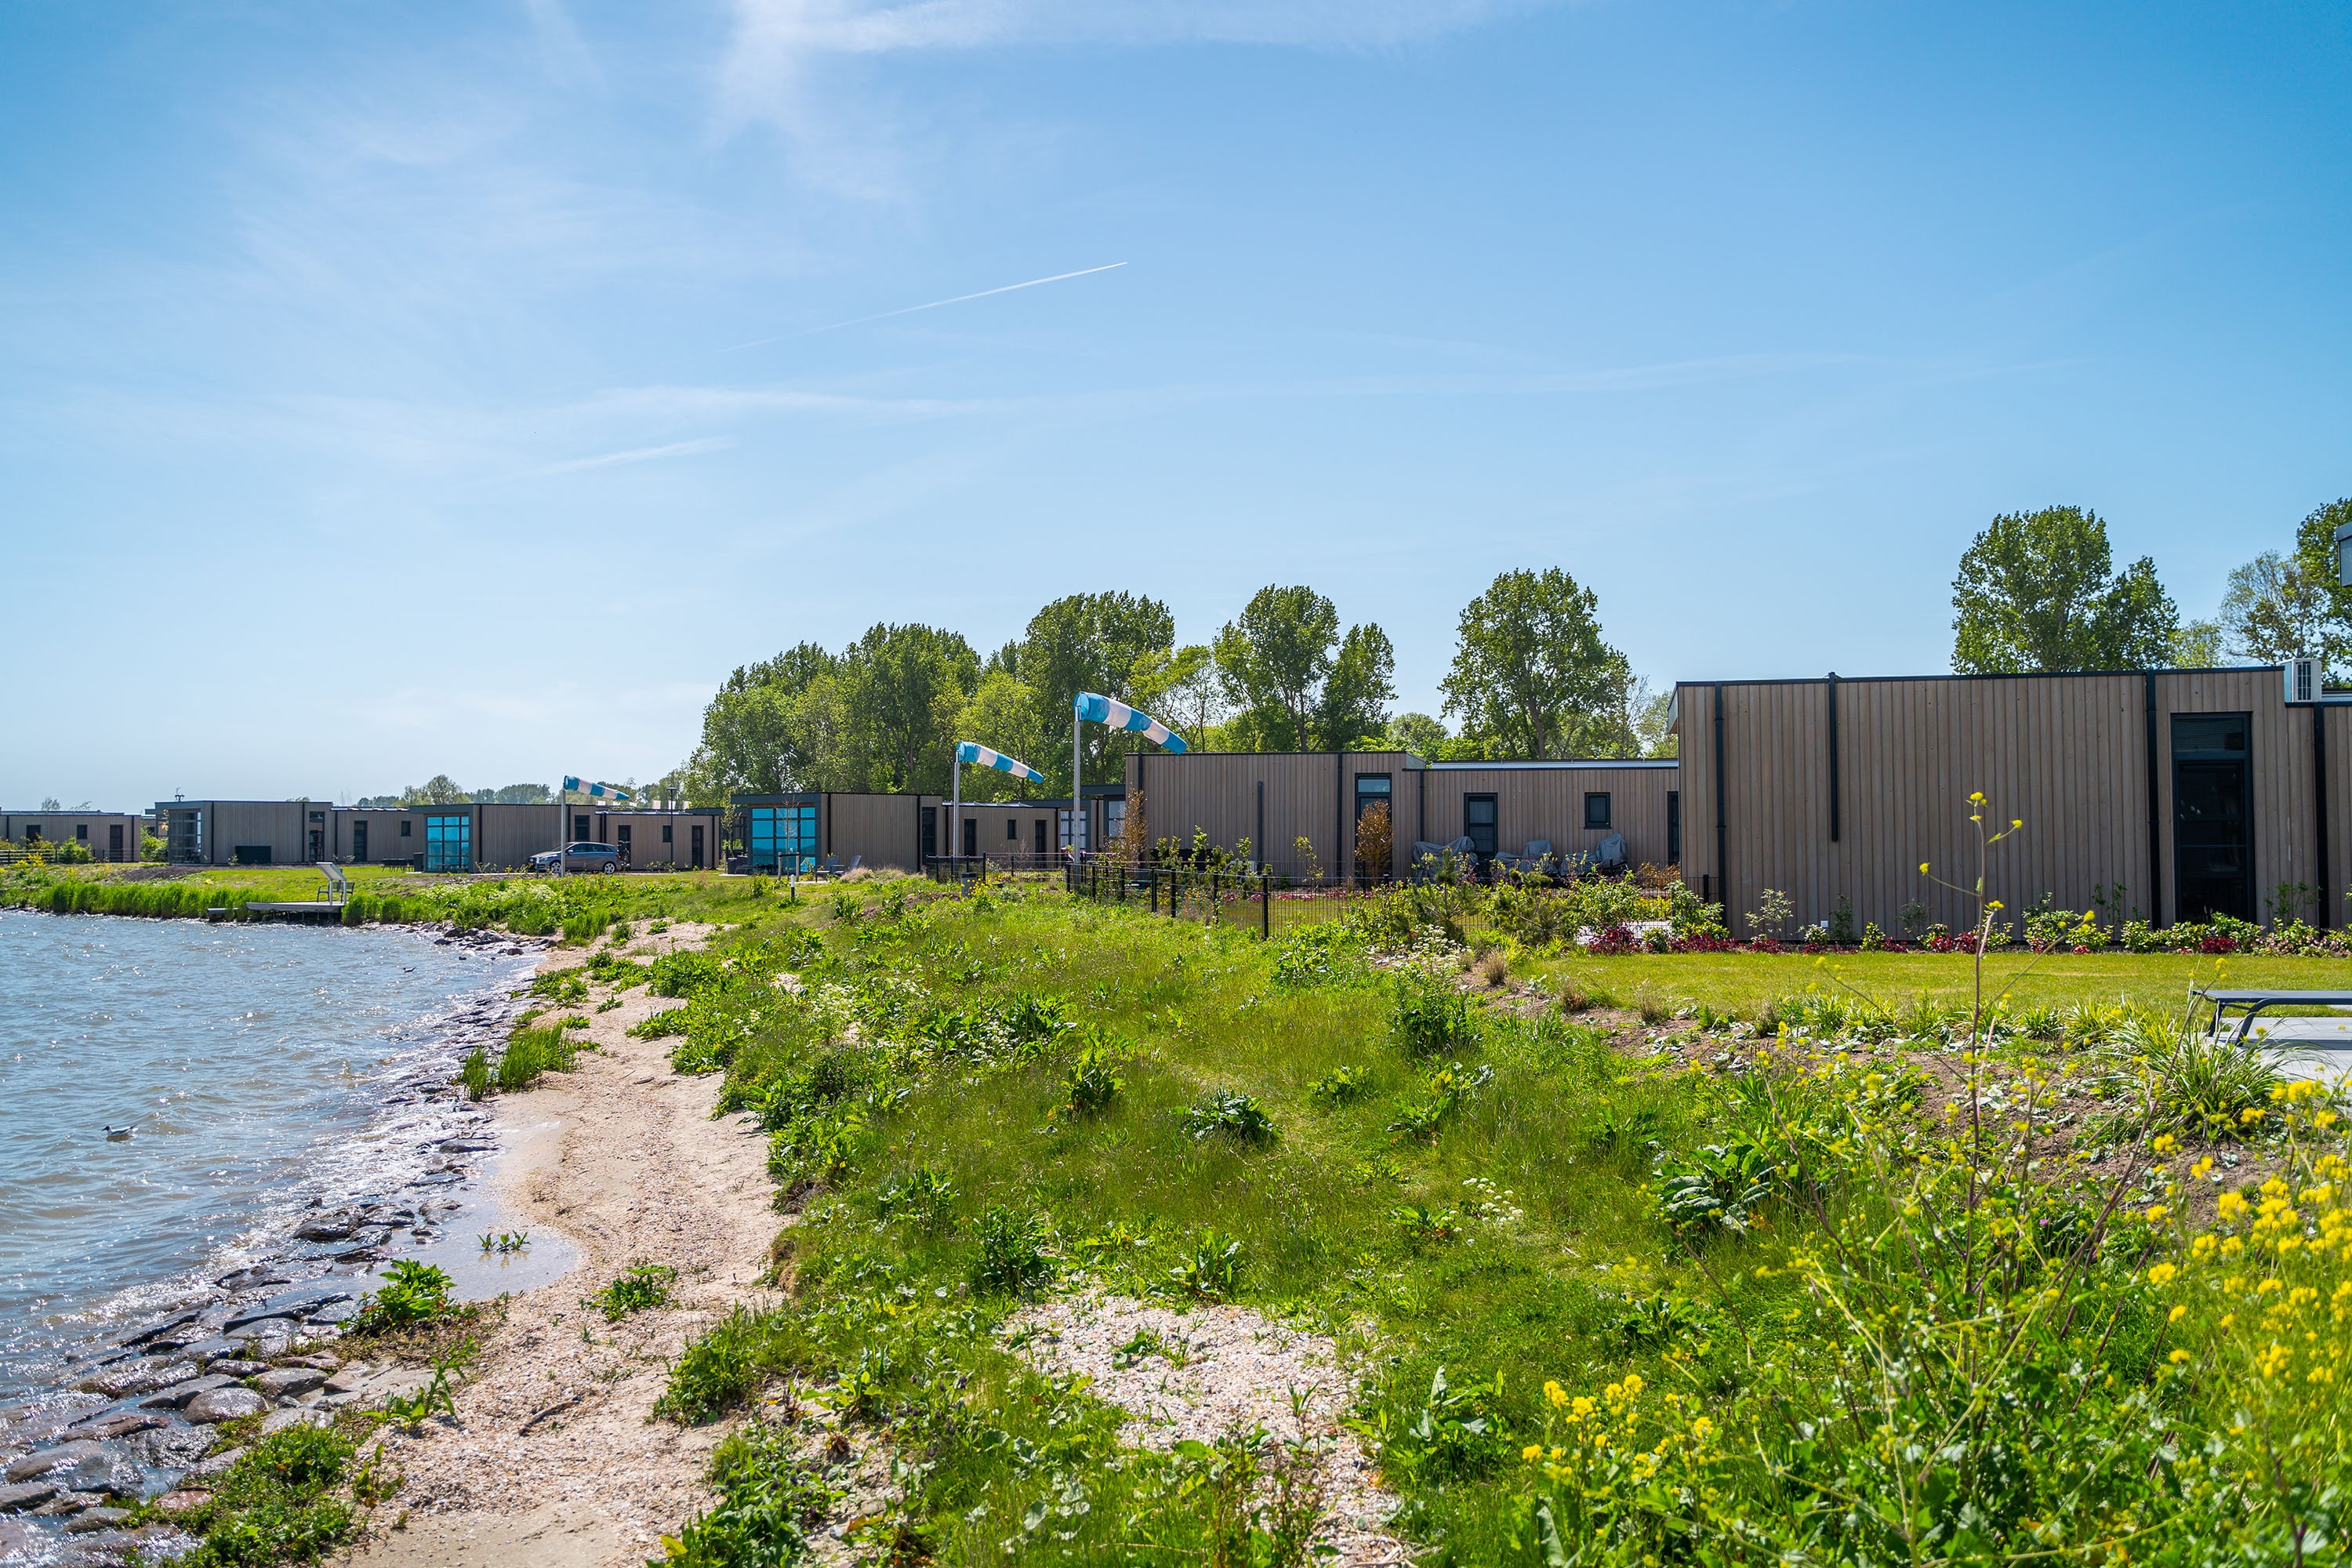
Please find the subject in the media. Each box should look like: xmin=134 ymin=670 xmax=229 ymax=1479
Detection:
xmin=628 ymin=866 xmax=2352 ymax=1568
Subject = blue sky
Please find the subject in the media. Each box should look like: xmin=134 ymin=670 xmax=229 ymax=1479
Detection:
xmin=6 ymin=1 xmax=2350 ymax=807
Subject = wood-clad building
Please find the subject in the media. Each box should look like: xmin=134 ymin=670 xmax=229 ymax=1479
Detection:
xmin=159 ymin=800 xmax=725 ymax=871
xmin=2 ymin=811 xmax=145 ymax=862
xmin=1675 ymin=666 xmax=2342 ymax=933
xmin=1120 ymin=751 xmax=1681 ymax=877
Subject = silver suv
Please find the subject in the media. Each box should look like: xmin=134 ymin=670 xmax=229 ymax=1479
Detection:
xmin=531 ymin=841 xmax=621 ymax=874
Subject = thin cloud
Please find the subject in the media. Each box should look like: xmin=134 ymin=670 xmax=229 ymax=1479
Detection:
xmin=716 ymin=0 xmax=1566 ymax=194
xmin=724 ymin=261 xmax=1125 ymax=350
xmin=534 ymin=436 xmax=733 ymax=474
xmin=725 ymin=0 xmax=1557 ymax=57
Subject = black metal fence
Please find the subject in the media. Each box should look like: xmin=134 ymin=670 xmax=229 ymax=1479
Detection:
xmin=1063 ymin=858 xmax=1289 ymax=938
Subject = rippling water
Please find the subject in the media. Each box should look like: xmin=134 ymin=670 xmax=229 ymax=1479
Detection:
xmin=0 ymin=910 xmax=535 ymax=1406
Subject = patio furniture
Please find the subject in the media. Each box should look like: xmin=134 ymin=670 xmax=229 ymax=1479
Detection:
xmin=2194 ymin=989 xmax=2352 ymax=1044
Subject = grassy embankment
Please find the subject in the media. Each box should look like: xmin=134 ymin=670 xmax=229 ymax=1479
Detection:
xmin=600 ymin=877 xmax=2352 ymax=1566
xmin=0 ymin=862 xmax=822 ymax=931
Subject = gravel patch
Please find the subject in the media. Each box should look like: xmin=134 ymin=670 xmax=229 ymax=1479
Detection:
xmin=1006 ymin=1294 xmax=1407 ymax=1567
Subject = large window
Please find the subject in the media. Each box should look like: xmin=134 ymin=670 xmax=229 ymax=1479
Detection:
xmin=423 ymin=813 xmax=472 ymax=873
xmin=1464 ymin=794 xmax=1498 ymax=860
xmin=750 ymin=803 xmax=818 ymax=873
xmin=2173 ymin=713 xmax=2253 ymax=924
xmin=1102 ymin=799 xmax=1127 ymax=846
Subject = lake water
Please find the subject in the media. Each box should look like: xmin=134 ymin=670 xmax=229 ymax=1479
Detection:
xmin=0 ymin=910 xmax=542 ymax=1408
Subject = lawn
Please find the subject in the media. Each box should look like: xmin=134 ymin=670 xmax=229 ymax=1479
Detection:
xmin=622 ymin=879 xmax=2352 ymax=1566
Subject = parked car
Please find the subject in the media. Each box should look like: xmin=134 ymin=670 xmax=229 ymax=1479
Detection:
xmin=530 ymin=841 xmax=621 ymax=874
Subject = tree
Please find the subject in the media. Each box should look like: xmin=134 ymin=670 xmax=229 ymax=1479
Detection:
xmin=1212 ymin=585 xmax=1395 ymax=751
xmin=1018 ymin=592 xmax=1177 ymax=782
xmin=398 ymin=775 xmax=470 ymax=806
xmin=1215 ymin=586 xmax=1340 ymax=750
xmin=2169 ymin=619 xmax=2228 ymax=669
xmin=2219 ymin=552 xmax=2333 ymax=665
xmin=1629 ymin=679 xmax=1678 ymax=758
xmin=1385 ymin=712 xmax=1451 ymax=759
xmin=1950 ymin=506 xmax=2179 ymax=673
xmin=691 ymin=642 xmax=849 ymax=798
xmin=953 ymin=669 xmax=1048 ymax=801
xmin=844 ymin=623 xmax=979 ymax=793
xmin=1131 ymin=644 xmax=1226 ymax=745
xmin=1319 ymin=625 xmax=1396 ymax=750
xmin=1439 ymin=568 xmax=1634 ymax=758
xmin=2207 ymin=499 xmax=2352 ymax=676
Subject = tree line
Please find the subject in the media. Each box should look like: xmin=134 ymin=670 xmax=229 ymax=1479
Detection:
xmin=1949 ymin=498 xmax=2352 ymax=673
xmin=678 ymin=572 xmax=1668 ymax=804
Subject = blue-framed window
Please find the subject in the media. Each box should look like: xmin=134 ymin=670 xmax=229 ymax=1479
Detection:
xmin=423 ymin=813 xmax=472 ymax=873
xmin=749 ymin=804 xmax=818 ymax=873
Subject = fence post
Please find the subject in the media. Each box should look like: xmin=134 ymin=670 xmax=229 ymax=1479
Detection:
xmin=1261 ymin=872 xmax=1269 ymax=939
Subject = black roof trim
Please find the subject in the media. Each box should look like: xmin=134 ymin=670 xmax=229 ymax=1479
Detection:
xmin=1675 ymin=665 xmax=2283 ymax=691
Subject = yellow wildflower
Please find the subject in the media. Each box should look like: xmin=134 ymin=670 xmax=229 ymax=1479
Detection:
xmin=2147 ymin=1262 xmax=2178 ymax=1286
xmin=1524 ymin=1444 xmax=1544 ymax=1461
xmin=2169 ymin=1348 xmax=2191 ymax=1363
xmin=2170 ymin=1305 xmax=2187 ymax=1323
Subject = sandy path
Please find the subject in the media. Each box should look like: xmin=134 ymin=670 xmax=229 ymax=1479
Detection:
xmin=340 ymin=922 xmax=779 ymax=1568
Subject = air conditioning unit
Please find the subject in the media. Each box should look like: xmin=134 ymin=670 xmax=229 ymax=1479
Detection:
xmin=2285 ymin=655 xmax=2321 ymax=705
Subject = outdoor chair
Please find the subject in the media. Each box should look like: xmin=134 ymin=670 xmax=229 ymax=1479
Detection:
xmin=1593 ymin=833 xmax=1628 ymax=873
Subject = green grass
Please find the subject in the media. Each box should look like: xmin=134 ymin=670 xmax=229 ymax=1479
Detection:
xmin=628 ymin=877 xmax=2352 ymax=1568
xmin=1535 ymin=946 xmax=2343 ymax=1017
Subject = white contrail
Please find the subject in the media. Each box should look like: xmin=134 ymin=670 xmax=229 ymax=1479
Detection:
xmin=723 ymin=262 xmax=1127 ymax=352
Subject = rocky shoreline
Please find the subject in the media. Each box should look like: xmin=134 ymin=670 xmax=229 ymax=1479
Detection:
xmin=0 ymin=924 xmax=549 ymax=1566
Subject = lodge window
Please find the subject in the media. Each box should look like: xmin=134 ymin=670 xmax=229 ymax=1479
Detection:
xmin=1584 ymin=792 xmax=1612 ymax=829
xmin=662 ymin=825 xmax=673 ymax=844
xmin=423 ymin=814 xmax=472 ymax=873
xmin=573 ymin=813 xmax=590 ymax=840
xmin=749 ymin=803 xmax=818 ymax=873
xmin=75 ymin=824 xmax=88 ymax=840
xmin=1667 ymin=792 xmax=1681 ymax=864
xmin=399 ymin=819 xmax=411 ymax=837
xmin=1007 ymin=818 xmax=1018 ymax=841
xmin=616 ymin=825 xmax=632 ymax=862
xmin=1464 ymin=794 xmax=1497 ymax=859
xmin=2172 ymin=712 xmax=2253 ymax=924
xmin=1103 ymin=800 xmax=1127 ymax=844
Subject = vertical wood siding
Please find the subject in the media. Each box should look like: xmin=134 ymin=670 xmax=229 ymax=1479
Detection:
xmin=1417 ymin=765 xmax=1679 ymax=869
xmin=1678 ymin=669 xmax=2338 ymax=936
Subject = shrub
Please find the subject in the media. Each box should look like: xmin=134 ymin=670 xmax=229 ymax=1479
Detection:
xmin=1308 ymin=1065 xmax=1372 ymax=1105
xmin=1167 ymin=1229 xmax=1243 ymax=1300
xmin=590 ymin=1262 xmax=679 ymax=1321
xmin=655 ymin=1419 xmax=837 ymax=1566
xmin=457 ymin=1047 xmax=489 ymax=1102
xmin=970 ymin=1205 xmax=1058 ymax=1298
xmin=648 ymin=949 xmax=728 ymax=998
xmin=2101 ymin=1015 xmax=2282 ymax=1142
xmin=1389 ymin=972 xmax=1477 ymax=1058
xmin=1656 ymin=1142 xmax=1778 ymax=1234
xmin=351 ymin=1260 xmax=455 ymax=1334
xmin=874 ymin=1165 xmax=959 ymax=1230
xmin=655 ymin=1305 xmax=793 ymax=1423
xmin=1058 ymin=1040 xmax=1126 ymax=1116
xmin=495 ymin=1025 xmax=577 ymax=1091
xmin=1180 ymin=1090 xmax=1278 ymax=1145
xmin=180 ymin=1421 xmax=361 ymax=1567
xmin=1387 ymin=1061 xmax=1492 ymax=1143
